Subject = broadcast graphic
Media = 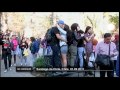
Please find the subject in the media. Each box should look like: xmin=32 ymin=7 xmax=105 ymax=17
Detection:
xmin=0 ymin=12 xmax=119 ymax=77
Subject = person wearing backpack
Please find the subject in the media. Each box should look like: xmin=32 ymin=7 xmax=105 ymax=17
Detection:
xmin=11 ymin=35 xmax=19 ymax=66
xmin=2 ymin=35 xmax=12 ymax=72
xmin=47 ymin=20 xmax=67 ymax=68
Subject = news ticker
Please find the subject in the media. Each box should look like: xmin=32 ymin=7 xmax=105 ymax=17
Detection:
xmin=16 ymin=67 xmax=113 ymax=72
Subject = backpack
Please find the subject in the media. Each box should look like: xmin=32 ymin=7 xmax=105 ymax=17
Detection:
xmin=11 ymin=39 xmax=18 ymax=51
xmin=45 ymin=28 xmax=53 ymax=44
xmin=67 ymin=30 xmax=72 ymax=45
xmin=67 ymin=31 xmax=78 ymax=46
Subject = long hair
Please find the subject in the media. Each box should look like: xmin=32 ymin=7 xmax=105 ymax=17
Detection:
xmin=64 ymin=24 xmax=70 ymax=32
xmin=85 ymin=26 xmax=91 ymax=34
xmin=71 ymin=23 xmax=79 ymax=31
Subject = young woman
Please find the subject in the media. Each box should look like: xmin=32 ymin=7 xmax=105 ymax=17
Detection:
xmin=19 ymin=38 xmax=28 ymax=66
xmin=57 ymin=21 xmax=68 ymax=68
xmin=2 ymin=35 xmax=12 ymax=72
xmin=84 ymin=26 xmax=95 ymax=76
xmin=77 ymin=30 xmax=86 ymax=68
xmin=11 ymin=35 xmax=19 ymax=66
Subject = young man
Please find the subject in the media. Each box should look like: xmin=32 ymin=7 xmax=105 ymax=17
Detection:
xmin=49 ymin=20 xmax=67 ymax=68
xmin=30 ymin=37 xmax=39 ymax=66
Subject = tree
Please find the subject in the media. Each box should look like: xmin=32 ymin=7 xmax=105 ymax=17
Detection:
xmin=84 ymin=13 xmax=104 ymax=40
xmin=109 ymin=15 xmax=119 ymax=30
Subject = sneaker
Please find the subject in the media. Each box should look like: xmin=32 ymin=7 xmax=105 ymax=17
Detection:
xmin=114 ymin=72 xmax=116 ymax=75
xmin=11 ymin=64 xmax=13 ymax=67
xmin=14 ymin=63 xmax=16 ymax=66
xmin=21 ymin=63 xmax=23 ymax=66
xmin=4 ymin=69 xmax=8 ymax=73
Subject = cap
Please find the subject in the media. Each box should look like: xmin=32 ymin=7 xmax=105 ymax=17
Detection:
xmin=57 ymin=20 xmax=65 ymax=25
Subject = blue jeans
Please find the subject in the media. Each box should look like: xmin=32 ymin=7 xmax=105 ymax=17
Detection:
xmin=60 ymin=45 xmax=68 ymax=54
xmin=30 ymin=53 xmax=37 ymax=67
xmin=43 ymin=48 xmax=46 ymax=56
xmin=51 ymin=44 xmax=62 ymax=68
xmin=78 ymin=47 xmax=85 ymax=68
xmin=21 ymin=56 xmax=27 ymax=64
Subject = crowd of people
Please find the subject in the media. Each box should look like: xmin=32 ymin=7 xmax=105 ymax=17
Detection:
xmin=0 ymin=20 xmax=119 ymax=77
xmin=0 ymin=30 xmax=41 ymax=72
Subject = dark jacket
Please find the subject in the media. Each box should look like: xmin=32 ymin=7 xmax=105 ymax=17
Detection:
xmin=30 ymin=40 xmax=39 ymax=54
xmin=67 ymin=31 xmax=79 ymax=46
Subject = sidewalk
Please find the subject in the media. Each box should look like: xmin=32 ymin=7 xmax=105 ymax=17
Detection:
xmin=1 ymin=48 xmax=118 ymax=77
xmin=0 ymin=50 xmax=35 ymax=77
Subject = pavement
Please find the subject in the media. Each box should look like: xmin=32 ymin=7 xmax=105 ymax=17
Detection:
xmin=0 ymin=49 xmax=35 ymax=77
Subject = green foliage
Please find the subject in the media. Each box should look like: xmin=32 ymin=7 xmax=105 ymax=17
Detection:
xmin=109 ymin=15 xmax=119 ymax=29
xmin=1 ymin=12 xmax=118 ymax=39
xmin=33 ymin=57 xmax=46 ymax=68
